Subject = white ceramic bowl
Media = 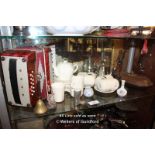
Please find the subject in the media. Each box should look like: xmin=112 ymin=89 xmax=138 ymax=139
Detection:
xmin=45 ymin=26 xmax=99 ymax=35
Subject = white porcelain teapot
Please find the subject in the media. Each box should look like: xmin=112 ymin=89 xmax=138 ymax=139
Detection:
xmin=54 ymin=60 xmax=78 ymax=82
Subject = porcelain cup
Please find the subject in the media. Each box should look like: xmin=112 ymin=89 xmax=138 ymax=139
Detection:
xmin=70 ymin=75 xmax=84 ymax=97
xmin=52 ymin=82 xmax=65 ymax=102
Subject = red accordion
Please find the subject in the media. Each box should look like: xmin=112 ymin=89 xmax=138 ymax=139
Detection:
xmin=0 ymin=46 xmax=53 ymax=107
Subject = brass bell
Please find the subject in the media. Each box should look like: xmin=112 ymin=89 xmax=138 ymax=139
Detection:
xmin=34 ymin=99 xmax=47 ymax=115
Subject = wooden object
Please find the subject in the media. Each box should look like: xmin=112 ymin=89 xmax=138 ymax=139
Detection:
xmin=121 ymin=72 xmax=153 ymax=87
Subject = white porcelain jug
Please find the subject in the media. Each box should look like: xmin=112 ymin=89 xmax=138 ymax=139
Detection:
xmin=54 ymin=60 xmax=78 ymax=82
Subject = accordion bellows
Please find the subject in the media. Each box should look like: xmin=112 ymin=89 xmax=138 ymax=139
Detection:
xmin=0 ymin=46 xmax=53 ymax=107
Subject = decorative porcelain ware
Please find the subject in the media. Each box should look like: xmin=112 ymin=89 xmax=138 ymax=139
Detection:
xmin=45 ymin=26 xmax=99 ymax=36
xmin=52 ymin=82 xmax=65 ymax=102
xmin=84 ymin=86 xmax=94 ymax=98
xmin=117 ymin=80 xmax=127 ymax=97
xmin=78 ymin=72 xmax=96 ymax=87
xmin=70 ymin=75 xmax=84 ymax=97
xmin=53 ymin=60 xmax=78 ymax=82
xmin=94 ymin=75 xmax=119 ymax=93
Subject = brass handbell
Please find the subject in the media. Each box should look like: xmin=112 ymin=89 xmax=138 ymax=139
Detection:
xmin=34 ymin=74 xmax=47 ymax=115
xmin=34 ymin=99 xmax=47 ymax=115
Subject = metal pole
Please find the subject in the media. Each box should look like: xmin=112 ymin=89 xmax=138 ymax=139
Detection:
xmin=126 ymin=40 xmax=136 ymax=74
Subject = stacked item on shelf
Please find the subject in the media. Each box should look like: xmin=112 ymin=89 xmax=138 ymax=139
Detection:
xmin=102 ymin=29 xmax=130 ymax=37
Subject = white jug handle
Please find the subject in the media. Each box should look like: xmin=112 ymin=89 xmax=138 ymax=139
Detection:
xmin=73 ymin=64 xmax=78 ymax=73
